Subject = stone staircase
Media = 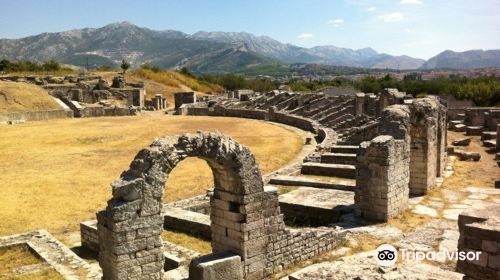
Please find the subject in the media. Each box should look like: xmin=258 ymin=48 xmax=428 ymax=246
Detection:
xmin=299 ymin=145 xmax=360 ymax=179
xmin=301 ymin=162 xmax=356 ymax=179
xmin=320 ymin=152 xmax=357 ymax=165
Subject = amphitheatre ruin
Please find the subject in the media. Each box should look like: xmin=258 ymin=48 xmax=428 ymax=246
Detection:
xmin=0 ymin=72 xmax=499 ymax=280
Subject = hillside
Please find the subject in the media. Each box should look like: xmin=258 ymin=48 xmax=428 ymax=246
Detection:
xmin=420 ymin=49 xmax=500 ymax=69
xmin=0 ymin=81 xmax=61 ymax=112
xmin=125 ymin=69 xmax=222 ymax=108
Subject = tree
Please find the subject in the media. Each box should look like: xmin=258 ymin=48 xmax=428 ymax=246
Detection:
xmin=180 ymin=67 xmax=193 ymax=77
xmin=121 ymin=59 xmax=130 ymax=74
xmin=42 ymin=60 xmax=61 ymax=71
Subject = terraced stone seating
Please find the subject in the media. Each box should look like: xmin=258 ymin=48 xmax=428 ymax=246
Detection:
xmin=301 ymin=162 xmax=356 ymax=179
xmin=320 ymin=152 xmax=357 ymax=165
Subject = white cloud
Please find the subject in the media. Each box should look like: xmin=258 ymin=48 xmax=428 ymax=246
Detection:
xmin=327 ymin=18 xmax=345 ymax=27
xmin=367 ymin=6 xmax=376 ymax=12
xmin=298 ymin=33 xmax=313 ymax=39
xmin=379 ymin=12 xmax=405 ymax=22
xmin=401 ymin=0 xmax=422 ymax=4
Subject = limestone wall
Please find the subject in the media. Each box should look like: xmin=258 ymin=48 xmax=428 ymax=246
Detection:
xmin=0 ymin=109 xmax=73 ymax=123
xmin=457 ymin=206 xmax=500 ymax=280
xmin=465 ymin=107 xmax=492 ymax=127
xmin=223 ymin=108 xmax=267 ymax=120
xmin=174 ymin=92 xmax=196 ymax=109
xmin=184 ymin=106 xmax=210 ymax=116
xmin=484 ymin=109 xmax=500 ymax=131
xmin=355 ymin=105 xmax=411 ymax=222
xmin=80 ymin=220 xmax=99 ymax=252
xmin=268 ymin=110 xmax=318 ymax=133
xmin=340 ymin=121 xmax=380 ymax=145
xmin=184 ymin=105 xmax=319 ymax=133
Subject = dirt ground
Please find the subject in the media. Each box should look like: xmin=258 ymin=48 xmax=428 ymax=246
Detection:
xmin=444 ymin=131 xmax=499 ymax=189
xmin=0 ymin=113 xmax=303 ymax=239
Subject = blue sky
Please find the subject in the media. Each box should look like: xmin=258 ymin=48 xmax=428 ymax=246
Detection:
xmin=0 ymin=0 xmax=498 ymax=59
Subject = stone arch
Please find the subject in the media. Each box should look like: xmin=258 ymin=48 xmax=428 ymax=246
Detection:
xmin=97 ymin=132 xmax=267 ymax=279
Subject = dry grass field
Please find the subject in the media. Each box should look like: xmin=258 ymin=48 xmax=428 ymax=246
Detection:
xmin=0 ymin=81 xmax=61 ymax=113
xmin=0 ymin=245 xmax=63 ymax=279
xmin=0 ymin=114 xmax=303 ymax=239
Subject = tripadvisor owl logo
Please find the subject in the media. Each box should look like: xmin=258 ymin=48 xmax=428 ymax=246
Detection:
xmin=376 ymin=244 xmax=398 ymax=266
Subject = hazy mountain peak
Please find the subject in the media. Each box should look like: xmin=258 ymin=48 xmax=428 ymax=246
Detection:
xmin=420 ymin=49 xmax=500 ymax=69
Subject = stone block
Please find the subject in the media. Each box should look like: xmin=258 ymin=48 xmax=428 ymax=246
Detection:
xmin=456 ymin=151 xmax=481 ymax=161
xmin=189 ymin=252 xmax=243 ymax=280
xmin=452 ymin=137 xmax=471 ymax=146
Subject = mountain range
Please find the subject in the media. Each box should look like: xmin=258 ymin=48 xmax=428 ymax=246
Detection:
xmin=0 ymin=22 xmax=499 ymax=73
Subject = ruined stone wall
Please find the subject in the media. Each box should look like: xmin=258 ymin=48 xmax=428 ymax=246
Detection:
xmin=457 ymin=206 xmax=500 ymax=280
xmin=465 ymin=107 xmax=492 ymax=127
xmin=355 ymin=93 xmax=379 ymax=118
xmin=96 ymin=132 xmax=344 ymax=280
xmin=79 ymin=107 xmax=134 ymax=118
xmin=447 ymin=108 xmax=466 ymax=121
xmin=223 ymin=108 xmax=267 ymax=120
xmin=355 ymin=105 xmax=411 ymax=221
xmin=485 ymin=109 xmax=500 ymax=131
xmin=97 ymin=133 xmax=270 ymax=279
xmin=378 ymin=88 xmax=406 ymax=117
xmin=265 ymin=228 xmax=342 ymax=275
xmin=0 ymin=109 xmax=73 ymax=123
xmin=340 ymin=121 xmax=380 ymax=145
xmin=80 ymin=220 xmax=99 ymax=252
xmin=174 ymin=92 xmax=196 ymax=109
xmin=409 ymin=97 xmax=439 ymax=195
xmin=268 ymin=108 xmax=318 ymax=133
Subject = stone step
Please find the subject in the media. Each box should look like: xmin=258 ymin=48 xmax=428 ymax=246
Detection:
xmin=454 ymin=124 xmax=466 ymax=132
xmin=278 ymin=187 xmax=354 ymax=226
xmin=321 ymin=152 xmax=357 ymax=165
xmin=163 ymin=207 xmax=211 ymax=239
xmin=331 ymin=145 xmax=359 ymax=154
xmin=466 ymin=126 xmax=483 ymax=136
xmin=269 ymin=175 xmax=355 ymax=192
xmin=450 ymin=120 xmax=464 ymax=125
xmin=449 ymin=120 xmax=464 ymax=129
xmin=481 ymin=131 xmax=497 ymax=141
xmin=483 ymin=140 xmax=496 ymax=148
xmin=301 ymin=162 xmax=356 ymax=179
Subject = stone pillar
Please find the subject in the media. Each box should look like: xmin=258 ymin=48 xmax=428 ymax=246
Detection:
xmin=497 ymin=124 xmax=500 ymax=152
xmin=97 ymin=179 xmax=165 ymax=280
xmin=355 ymin=105 xmax=411 ymax=222
xmin=409 ymin=97 xmax=439 ymax=195
xmin=355 ymin=93 xmax=365 ymax=117
xmin=436 ymin=101 xmax=447 ymax=177
xmin=367 ymin=94 xmax=377 ymax=117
